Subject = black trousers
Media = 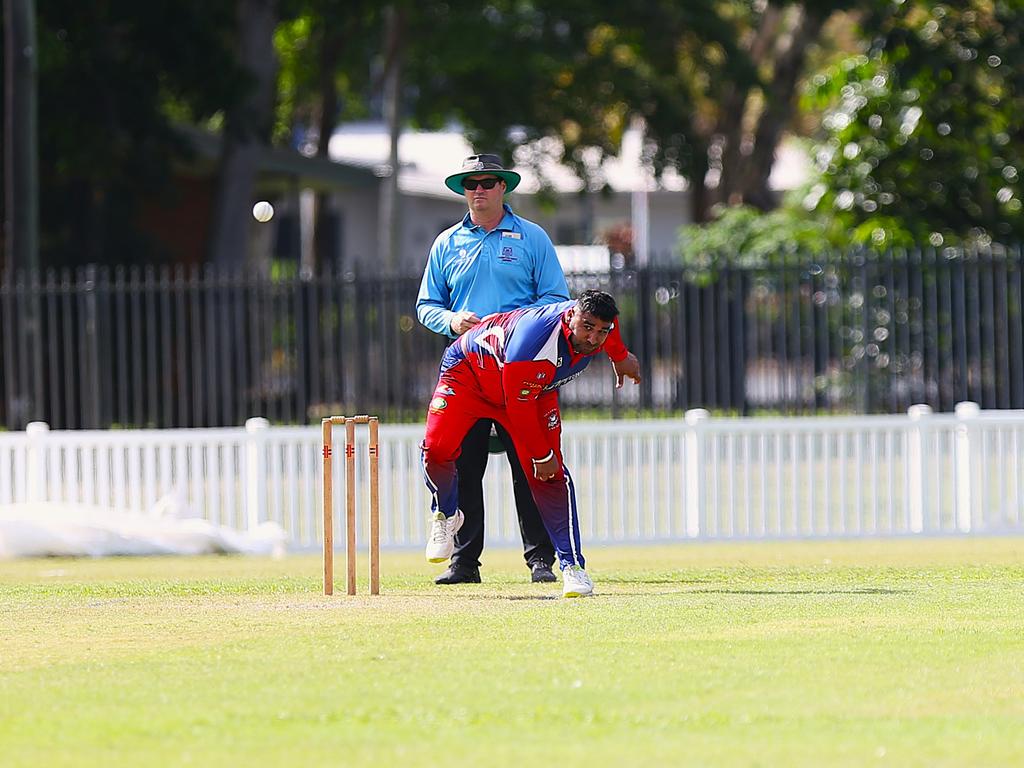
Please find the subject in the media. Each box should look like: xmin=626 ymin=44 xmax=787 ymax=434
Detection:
xmin=452 ymin=418 xmax=556 ymax=569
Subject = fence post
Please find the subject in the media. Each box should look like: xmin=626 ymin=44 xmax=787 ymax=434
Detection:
xmin=81 ymin=265 xmax=104 ymax=428
xmin=684 ymin=408 xmax=709 ymax=538
xmin=907 ymin=404 xmax=932 ymax=533
xmin=245 ymin=417 xmax=270 ymax=530
xmin=26 ymin=421 xmax=49 ymax=503
xmin=953 ymin=401 xmax=979 ymax=533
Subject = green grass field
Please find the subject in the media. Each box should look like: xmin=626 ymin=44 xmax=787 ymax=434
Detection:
xmin=1 ymin=538 xmax=1022 ymax=767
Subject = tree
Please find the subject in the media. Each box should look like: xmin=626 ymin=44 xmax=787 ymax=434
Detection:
xmin=404 ymin=1 xmax=735 ymax=220
xmin=804 ymin=0 xmax=1024 ymax=247
xmin=404 ymin=1 xmax=856 ymax=223
xmin=376 ymin=4 xmax=406 ymax=273
xmin=269 ymin=0 xmax=862 ymax=259
xmin=209 ymin=0 xmax=280 ymax=267
xmin=273 ymin=1 xmax=381 ymax=270
xmin=25 ymin=2 xmax=243 ymax=268
xmin=3 ymin=0 xmax=39 ymax=274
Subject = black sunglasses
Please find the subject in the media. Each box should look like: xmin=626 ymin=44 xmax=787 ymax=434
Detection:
xmin=462 ymin=177 xmax=501 ymax=191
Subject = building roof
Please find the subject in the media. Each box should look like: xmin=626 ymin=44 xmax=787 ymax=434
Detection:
xmin=179 ymin=124 xmax=377 ymax=192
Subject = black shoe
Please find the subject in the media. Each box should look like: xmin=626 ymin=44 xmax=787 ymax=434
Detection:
xmin=434 ymin=563 xmax=481 ymax=584
xmin=529 ymin=561 xmax=557 ymax=583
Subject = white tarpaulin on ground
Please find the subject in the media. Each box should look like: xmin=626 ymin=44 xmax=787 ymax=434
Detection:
xmin=0 ymin=496 xmax=287 ymax=558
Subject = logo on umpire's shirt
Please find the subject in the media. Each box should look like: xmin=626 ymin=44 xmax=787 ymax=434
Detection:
xmin=498 ymin=246 xmax=516 ymax=263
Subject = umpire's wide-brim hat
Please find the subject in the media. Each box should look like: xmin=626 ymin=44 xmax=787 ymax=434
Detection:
xmin=444 ymin=153 xmax=521 ymax=195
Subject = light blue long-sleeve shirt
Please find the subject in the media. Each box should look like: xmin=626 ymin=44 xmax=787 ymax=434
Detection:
xmin=416 ymin=204 xmax=570 ymax=339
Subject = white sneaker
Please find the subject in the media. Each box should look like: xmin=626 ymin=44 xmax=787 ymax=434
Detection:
xmin=425 ymin=509 xmax=464 ymax=563
xmin=561 ymin=565 xmax=594 ymax=598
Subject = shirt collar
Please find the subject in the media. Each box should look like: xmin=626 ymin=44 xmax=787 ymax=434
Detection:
xmin=461 ymin=203 xmax=517 ymax=232
xmin=560 ymin=307 xmax=587 ymax=365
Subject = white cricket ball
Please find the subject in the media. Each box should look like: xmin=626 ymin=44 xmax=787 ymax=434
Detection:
xmin=252 ymin=201 xmax=274 ymax=223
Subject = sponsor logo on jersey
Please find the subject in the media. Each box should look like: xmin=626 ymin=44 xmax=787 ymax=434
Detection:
xmin=501 ymin=231 xmax=522 ymax=239
xmin=439 ymin=385 xmax=456 ymax=396
xmin=429 ymin=397 xmax=448 ymax=412
xmin=545 ymin=409 xmax=560 ymax=430
xmin=546 ymin=370 xmax=583 ymax=391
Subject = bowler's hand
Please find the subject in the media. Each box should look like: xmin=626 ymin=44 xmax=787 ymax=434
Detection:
xmin=450 ymin=310 xmax=482 ymax=335
xmin=612 ymin=352 xmax=642 ymax=388
xmin=533 ymin=454 xmax=559 ymax=482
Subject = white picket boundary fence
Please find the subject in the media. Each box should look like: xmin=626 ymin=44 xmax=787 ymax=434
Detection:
xmin=2 ymin=402 xmax=1023 ymax=548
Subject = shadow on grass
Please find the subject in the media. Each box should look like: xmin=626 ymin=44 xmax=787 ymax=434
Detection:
xmin=497 ymin=594 xmax=561 ymax=601
xmin=395 ymin=590 xmax=561 ymax=601
xmin=689 ymin=587 xmax=909 ymax=595
xmin=438 ymin=593 xmax=561 ymax=601
xmin=598 ymin=577 xmax=909 ymax=594
xmin=598 ymin=577 xmax=909 ymax=593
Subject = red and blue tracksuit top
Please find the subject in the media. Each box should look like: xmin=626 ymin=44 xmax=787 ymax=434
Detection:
xmin=439 ymin=299 xmax=628 ymax=462
xmin=422 ymin=300 xmax=629 ymax=569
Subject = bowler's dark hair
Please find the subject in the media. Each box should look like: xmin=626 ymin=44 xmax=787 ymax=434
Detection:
xmin=576 ymin=289 xmax=618 ymax=321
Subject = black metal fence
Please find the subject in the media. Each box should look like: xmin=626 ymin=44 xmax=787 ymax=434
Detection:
xmin=3 ymin=247 xmax=1024 ymax=429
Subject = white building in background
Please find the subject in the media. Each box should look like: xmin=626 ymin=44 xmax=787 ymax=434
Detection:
xmin=262 ymin=122 xmax=809 ymax=276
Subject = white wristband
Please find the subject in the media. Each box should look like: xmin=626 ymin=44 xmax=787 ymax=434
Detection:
xmin=531 ymin=451 xmax=555 ymax=468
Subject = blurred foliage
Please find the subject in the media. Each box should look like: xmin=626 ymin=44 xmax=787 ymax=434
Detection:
xmin=803 ymin=0 xmax=1024 ymax=248
xmin=404 ymin=2 xmax=741 ymax=181
xmin=272 ymin=1 xmax=379 ymax=150
xmin=676 ymin=194 xmax=832 ymax=268
xmin=26 ymin=2 xmax=246 ymax=267
xmin=402 ymin=1 xmax=859 ymax=220
xmin=267 ymin=0 xmax=757 ymax=209
xmin=14 ymin=1 xmax=1023 ymax=269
